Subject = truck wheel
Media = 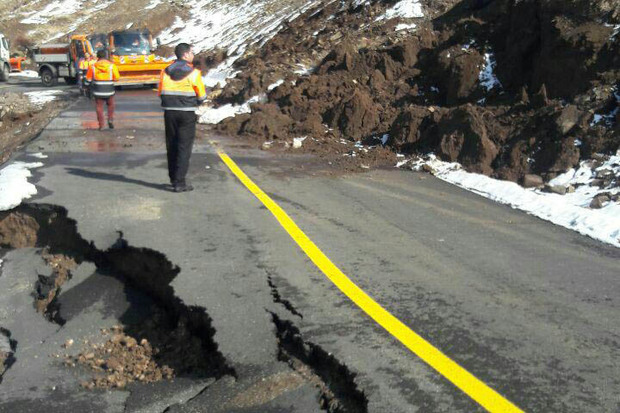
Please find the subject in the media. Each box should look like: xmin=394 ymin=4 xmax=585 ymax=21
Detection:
xmin=63 ymin=77 xmax=77 ymax=85
xmin=0 ymin=63 xmax=8 ymax=82
xmin=40 ymin=68 xmax=57 ymax=87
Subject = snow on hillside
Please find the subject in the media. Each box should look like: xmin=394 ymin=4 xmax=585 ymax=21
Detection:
xmin=400 ymin=154 xmax=620 ymax=248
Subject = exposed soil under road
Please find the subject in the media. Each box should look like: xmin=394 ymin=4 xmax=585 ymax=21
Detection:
xmin=0 ymin=91 xmax=74 ymax=164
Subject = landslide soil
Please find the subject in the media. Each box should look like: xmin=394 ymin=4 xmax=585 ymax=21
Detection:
xmin=0 ymin=92 xmax=73 ymax=164
xmin=213 ymin=0 xmax=620 ymax=183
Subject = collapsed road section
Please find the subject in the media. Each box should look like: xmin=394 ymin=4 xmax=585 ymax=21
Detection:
xmin=0 ymin=203 xmax=371 ymax=412
xmin=0 ymin=203 xmax=234 ymax=409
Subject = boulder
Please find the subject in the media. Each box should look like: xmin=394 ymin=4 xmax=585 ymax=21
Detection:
xmin=522 ymin=174 xmax=544 ymax=188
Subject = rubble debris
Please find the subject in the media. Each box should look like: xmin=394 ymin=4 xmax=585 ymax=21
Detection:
xmin=33 ymin=251 xmax=77 ymax=322
xmin=68 ymin=326 xmax=174 ymax=389
xmin=207 ymin=0 xmax=618 ymax=184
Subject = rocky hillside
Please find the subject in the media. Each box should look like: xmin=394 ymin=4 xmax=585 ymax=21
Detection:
xmin=212 ymin=0 xmax=619 ymax=184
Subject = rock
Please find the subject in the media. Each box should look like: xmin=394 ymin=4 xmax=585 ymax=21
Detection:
xmin=555 ymin=105 xmax=581 ymax=135
xmin=566 ymin=185 xmax=575 ymax=193
xmin=434 ymin=45 xmax=485 ymax=105
xmin=590 ymin=194 xmax=610 ymax=208
xmin=543 ymin=183 xmax=567 ymax=195
xmin=532 ymin=84 xmax=550 ymax=107
xmin=518 ymin=87 xmax=530 ymax=105
xmin=325 ymin=89 xmax=379 ymax=139
xmin=425 ymin=105 xmax=499 ymax=175
xmin=590 ymin=178 xmax=604 ymax=187
xmin=522 ymin=174 xmax=544 ymax=188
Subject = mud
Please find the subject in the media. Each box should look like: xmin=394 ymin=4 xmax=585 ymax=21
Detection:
xmin=212 ymin=0 xmax=619 ymax=183
xmin=0 ymin=92 xmax=73 ymax=165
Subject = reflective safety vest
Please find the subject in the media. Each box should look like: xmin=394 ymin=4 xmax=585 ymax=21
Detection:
xmin=78 ymin=58 xmax=89 ymax=71
xmin=158 ymin=62 xmax=207 ymax=111
xmin=85 ymin=59 xmax=120 ymax=98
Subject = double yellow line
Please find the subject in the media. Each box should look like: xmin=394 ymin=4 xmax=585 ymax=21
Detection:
xmin=218 ymin=151 xmax=523 ymax=413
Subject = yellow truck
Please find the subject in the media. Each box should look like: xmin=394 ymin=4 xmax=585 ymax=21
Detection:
xmin=105 ymin=29 xmax=171 ymax=86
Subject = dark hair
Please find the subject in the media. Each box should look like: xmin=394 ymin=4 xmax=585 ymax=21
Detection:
xmin=96 ymin=50 xmax=107 ymax=59
xmin=174 ymin=43 xmax=192 ymax=59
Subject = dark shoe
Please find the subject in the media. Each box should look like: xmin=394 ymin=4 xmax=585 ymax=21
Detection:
xmin=108 ymin=121 xmax=114 ymax=129
xmin=172 ymin=183 xmax=194 ymax=193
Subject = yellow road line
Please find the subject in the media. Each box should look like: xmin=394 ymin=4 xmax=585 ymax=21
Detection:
xmin=218 ymin=151 xmax=524 ymax=413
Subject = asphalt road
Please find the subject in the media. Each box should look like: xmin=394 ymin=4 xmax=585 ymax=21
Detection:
xmin=0 ymin=74 xmax=74 ymax=93
xmin=0 ymin=89 xmax=618 ymax=412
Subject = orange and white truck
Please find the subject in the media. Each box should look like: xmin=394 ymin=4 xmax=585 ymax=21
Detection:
xmin=34 ymin=35 xmax=94 ymax=86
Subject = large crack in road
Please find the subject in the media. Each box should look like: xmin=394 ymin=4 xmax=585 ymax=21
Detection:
xmin=0 ymin=203 xmax=369 ymax=412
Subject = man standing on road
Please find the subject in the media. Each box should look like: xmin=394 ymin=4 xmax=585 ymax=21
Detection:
xmin=85 ymin=50 xmax=120 ymax=130
xmin=158 ymin=43 xmax=207 ymax=193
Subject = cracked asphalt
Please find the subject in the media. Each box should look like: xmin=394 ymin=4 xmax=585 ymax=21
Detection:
xmin=0 ymin=88 xmax=619 ymax=412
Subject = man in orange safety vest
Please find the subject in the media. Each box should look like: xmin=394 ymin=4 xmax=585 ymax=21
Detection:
xmin=86 ymin=50 xmax=120 ymax=130
xmin=158 ymin=43 xmax=207 ymax=192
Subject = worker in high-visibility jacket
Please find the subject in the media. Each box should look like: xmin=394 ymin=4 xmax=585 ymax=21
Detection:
xmin=77 ymin=53 xmax=90 ymax=96
xmin=86 ymin=50 xmax=120 ymax=130
xmin=158 ymin=42 xmax=207 ymax=192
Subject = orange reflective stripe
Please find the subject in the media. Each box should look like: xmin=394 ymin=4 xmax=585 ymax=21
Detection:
xmin=191 ymin=70 xmax=207 ymax=100
xmin=160 ymin=69 xmax=204 ymax=94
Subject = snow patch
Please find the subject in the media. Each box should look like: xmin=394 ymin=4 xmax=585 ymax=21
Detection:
xmin=145 ymin=0 xmax=163 ymax=10
xmin=406 ymin=155 xmax=620 ymax=248
xmin=376 ymin=0 xmax=424 ymax=21
xmin=24 ymin=90 xmax=64 ymax=106
xmin=479 ymin=52 xmax=502 ymax=91
xmin=267 ymin=79 xmax=284 ymax=91
xmin=197 ymin=95 xmax=264 ymax=124
xmin=28 ymin=153 xmax=48 ymax=159
xmin=0 ymin=162 xmax=44 ymax=211
xmin=294 ymin=64 xmax=314 ymax=76
xmin=590 ymin=89 xmax=619 ymax=128
xmin=21 ymin=0 xmax=83 ymax=24
xmin=395 ymin=23 xmax=417 ymax=32
xmin=9 ymin=70 xmax=39 ymax=78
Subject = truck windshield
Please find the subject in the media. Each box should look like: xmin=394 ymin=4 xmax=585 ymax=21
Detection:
xmin=89 ymin=34 xmax=107 ymax=52
xmin=113 ymin=33 xmax=151 ymax=56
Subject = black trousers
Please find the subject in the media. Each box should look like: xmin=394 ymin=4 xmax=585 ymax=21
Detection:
xmin=164 ymin=110 xmax=197 ymax=185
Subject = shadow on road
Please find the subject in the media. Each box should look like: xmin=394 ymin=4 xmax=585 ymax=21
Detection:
xmin=66 ymin=168 xmax=169 ymax=191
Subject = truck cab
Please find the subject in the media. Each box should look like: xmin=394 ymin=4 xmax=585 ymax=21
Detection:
xmin=35 ymin=35 xmax=94 ymax=86
xmin=106 ymin=29 xmax=170 ymax=86
xmin=0 ymin=33 xmax=11 ymax=82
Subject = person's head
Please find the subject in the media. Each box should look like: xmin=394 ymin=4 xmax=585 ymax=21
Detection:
xmin=174 ymin=43 xmax=194 ymax=63
xmin=97 ymin=50 xmax=107 ymax=60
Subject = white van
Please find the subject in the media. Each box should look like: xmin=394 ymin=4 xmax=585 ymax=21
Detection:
xmin=0 ymin=33 xmax=10 ymax=82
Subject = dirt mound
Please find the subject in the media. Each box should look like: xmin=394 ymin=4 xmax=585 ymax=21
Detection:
xmin=0 ymin=92 xmax=72 ymax=164
xmin=211 ymin=0 xmax=619 ymax=182
xmin=67 ymin=325 xmax=174 ymax=390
